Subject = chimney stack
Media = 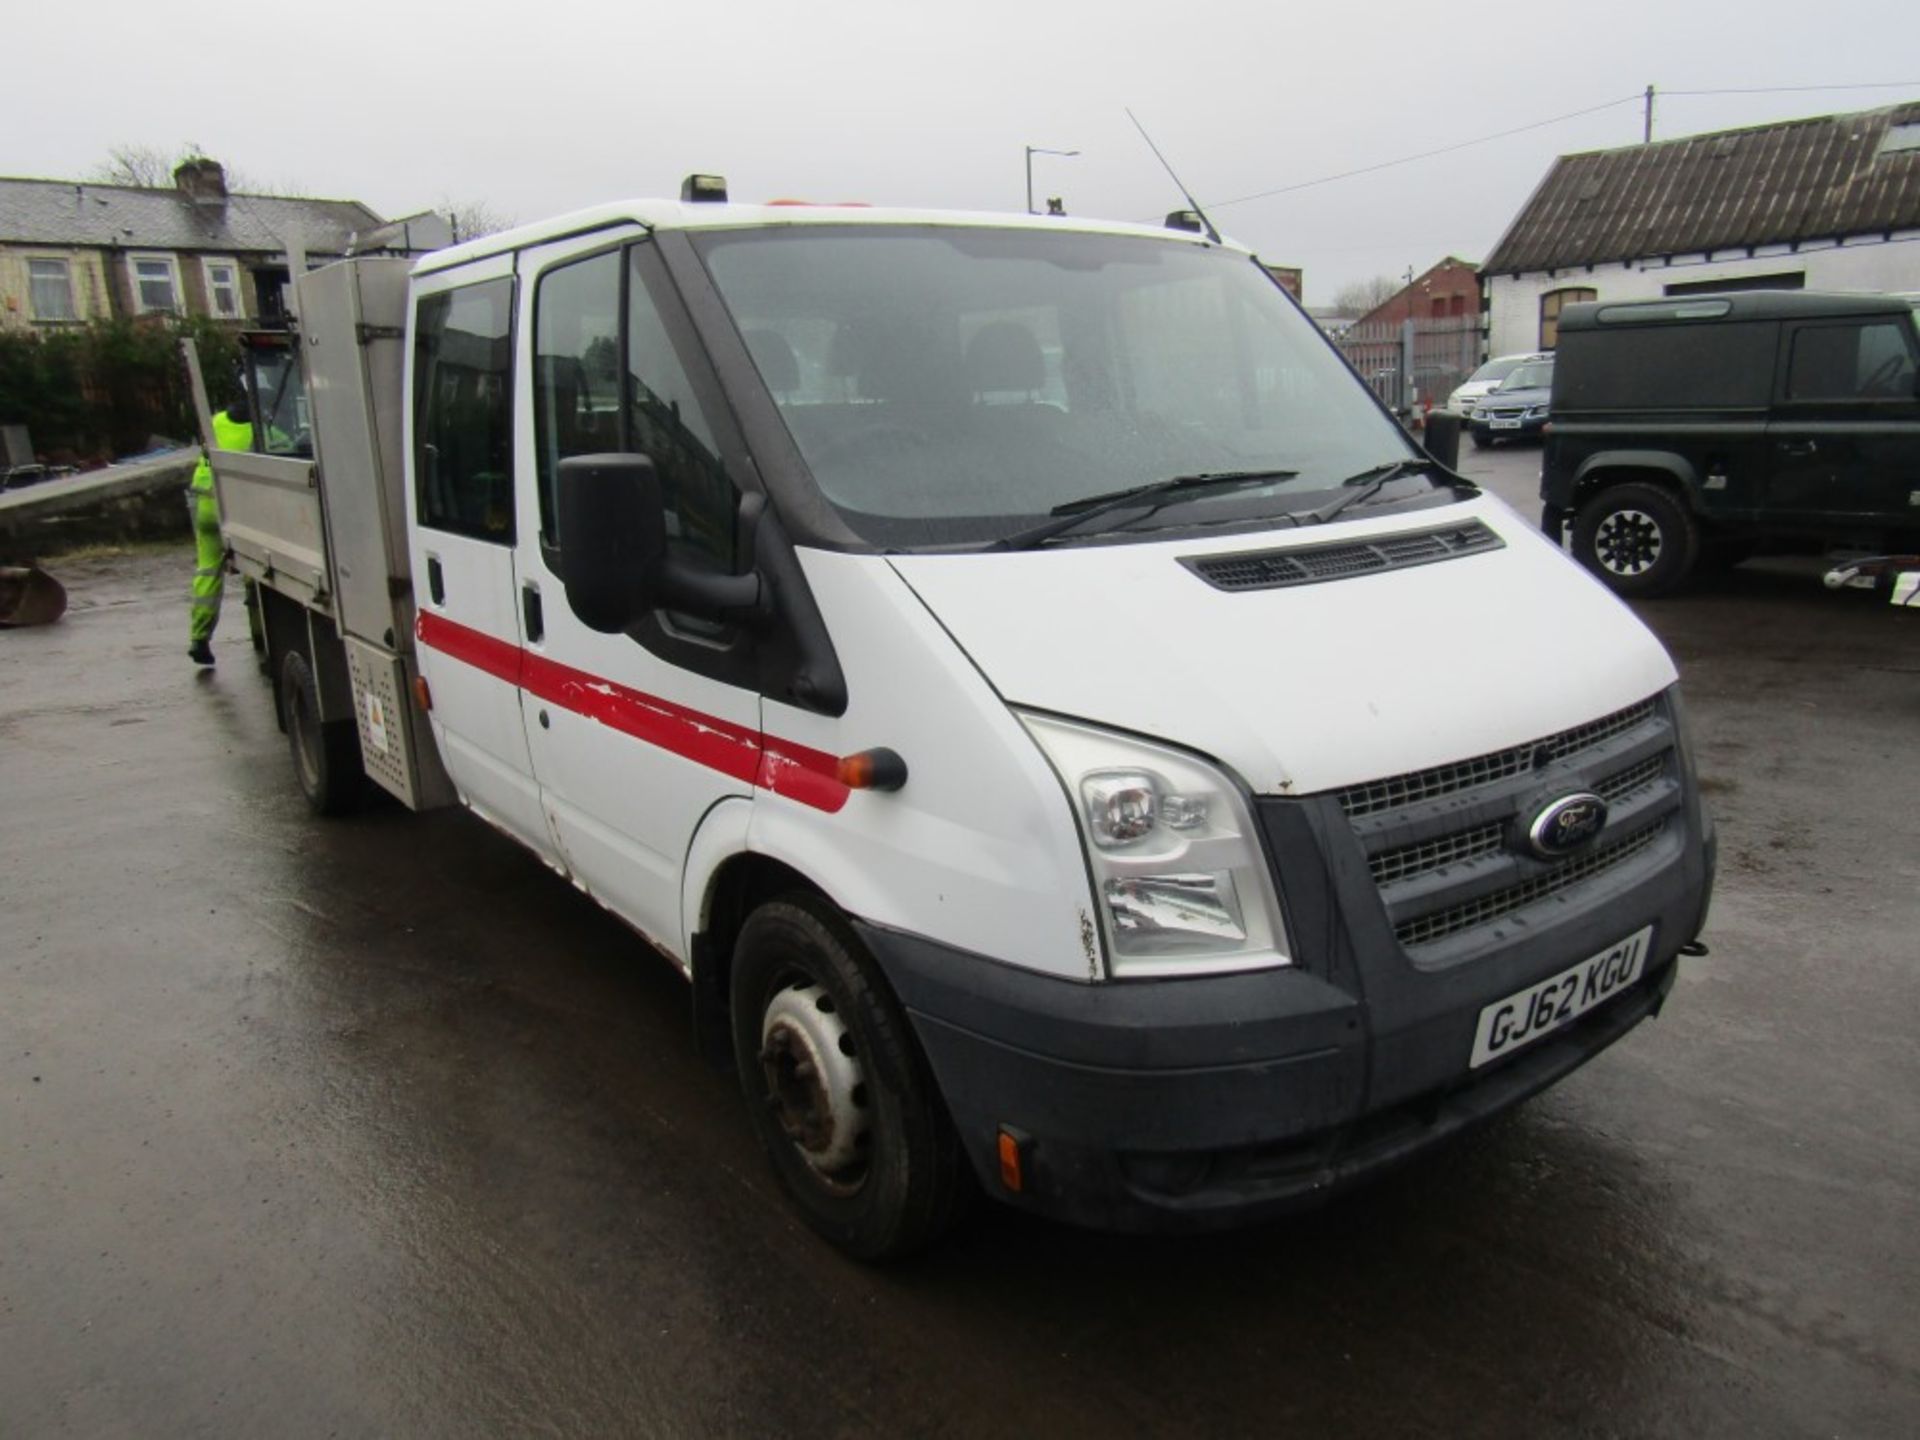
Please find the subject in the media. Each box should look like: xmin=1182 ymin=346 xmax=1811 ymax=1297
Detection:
xmin=173 ymin=158 xmax=229 ymax=209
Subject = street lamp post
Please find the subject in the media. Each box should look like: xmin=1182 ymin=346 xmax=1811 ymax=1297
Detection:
xmin=1024 ymin=145 xmax=1080 ymax=215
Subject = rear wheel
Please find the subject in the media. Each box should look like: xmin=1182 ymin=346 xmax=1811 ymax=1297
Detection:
xmin=731 ymin=895 xmax=966 ymax=1261
xmin=280 ymin=649 xmax=363 ymax=816
xmin=1572 ymin=482 xmax=1700 ymax=597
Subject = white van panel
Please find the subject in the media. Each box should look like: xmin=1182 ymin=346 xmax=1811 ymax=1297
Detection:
xmin=889 ymin=497 xmax=1678 ymax=797
xmin=750 ymin=552 xmax=1100 ymax=982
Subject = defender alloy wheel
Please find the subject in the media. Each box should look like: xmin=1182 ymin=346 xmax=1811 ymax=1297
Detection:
xmin=1571 ymin=482 xmax=1700 ymax=598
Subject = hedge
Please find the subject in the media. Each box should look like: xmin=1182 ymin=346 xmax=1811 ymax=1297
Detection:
xmin=0 ymin=316 xmax=243 ymax=466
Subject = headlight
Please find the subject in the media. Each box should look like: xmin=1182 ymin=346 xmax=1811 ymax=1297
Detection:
xmin=1019 ymin=712 xmax=1291 ymax=978
xmin=1525 ymin=405 xmax=1549 ymax=419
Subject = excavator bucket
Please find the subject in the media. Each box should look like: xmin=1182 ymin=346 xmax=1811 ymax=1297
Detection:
xmin=0 ymin=564 xmax=67 ymax=627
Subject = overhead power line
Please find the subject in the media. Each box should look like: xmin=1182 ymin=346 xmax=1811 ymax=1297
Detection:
xmin=1205 ymin=94 xmax=1643 ymax=210
xmin=1197 ymin=81 xmax=1920 ymax=215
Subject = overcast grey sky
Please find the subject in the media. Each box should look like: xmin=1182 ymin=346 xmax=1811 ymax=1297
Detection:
xmin=8 ymin=0 xmax=1919 ymax=303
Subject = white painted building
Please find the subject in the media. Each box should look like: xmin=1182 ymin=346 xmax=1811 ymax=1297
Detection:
xmin=1482 ymin=102 xmax=1920 ymax=358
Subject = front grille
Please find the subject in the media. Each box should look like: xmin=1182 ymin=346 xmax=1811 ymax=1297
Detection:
xmin=1393 ymin=822 xmax=1665 ymax=948
xmin=1339 ymin=699 xmax=1657 ymax=819
xmin=1182 ymin=520 xmax=1502 ymax=594
xmin=1363 ymin=749 xmax=1668 ymax=890
xmin=1331 ymin=692 xmax=1682 ymax=954
xmin=1369 ymin=824 xmax=1505 ymax=887
xmin=1595 ymin=753 xmax=1664 ymax=804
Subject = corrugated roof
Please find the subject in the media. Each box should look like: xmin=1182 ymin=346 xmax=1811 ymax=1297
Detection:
xmin=0 ymin=176 xmax=385 ymax=257
xmin=1483 ymin=101 xmax=1920 ymax=275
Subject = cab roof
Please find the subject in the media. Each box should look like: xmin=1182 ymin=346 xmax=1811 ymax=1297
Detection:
xmin=1558 ymin=289 xmax=1914 ymax=333
xmin=412 ymin=199 xmax=1238 ymax=275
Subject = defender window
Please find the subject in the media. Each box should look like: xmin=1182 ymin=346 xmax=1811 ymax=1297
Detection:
xmin=1785 ymin=321 xmax=1918 ymax=401
xmin=414 ymin=277 xmax=516 ymax=542
xmin=1556 ymin=322 xmax=1777 ymax=410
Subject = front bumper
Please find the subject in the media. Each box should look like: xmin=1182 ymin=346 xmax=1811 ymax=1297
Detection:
xmin=859 ymin=892 xmax=1699 ymax=1234
xmin=1473 ymin=414 xmax=1548 ymax=442
xmin=859 ymin=692 xmax=1716 ymax=1235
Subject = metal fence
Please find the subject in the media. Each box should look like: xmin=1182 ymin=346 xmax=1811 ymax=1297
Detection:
xmin=1333 ymin=316 xmax=1482 ymax=415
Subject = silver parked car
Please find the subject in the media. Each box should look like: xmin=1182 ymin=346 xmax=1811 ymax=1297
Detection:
xmin=1447 ymin=352 xmax=1550 ymax=419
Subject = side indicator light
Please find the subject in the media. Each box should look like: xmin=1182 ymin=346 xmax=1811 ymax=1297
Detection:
xmin=836 ymin=747 xmax=908 ymax=792
xmin=414 ymin=675 xmax=433 ymax=712
xmin=997 ymin=1127 xmax=1027 ymax=1193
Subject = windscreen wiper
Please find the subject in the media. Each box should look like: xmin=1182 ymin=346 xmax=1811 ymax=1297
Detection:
xmin=1305 ymin=458 xmax=1434 ymax=526
xmin=992 ymin=469 xmax=1299 ymax=551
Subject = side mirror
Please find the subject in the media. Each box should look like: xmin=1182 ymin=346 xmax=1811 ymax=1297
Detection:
xmin=1423 ymin=410 xmax=1463 ymax=470
xmin=557 ymin=453 xmax=665 ymax=633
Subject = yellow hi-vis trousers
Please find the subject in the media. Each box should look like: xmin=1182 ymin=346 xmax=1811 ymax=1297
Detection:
xmin=189 ymin=485 xmax=224 ymax=644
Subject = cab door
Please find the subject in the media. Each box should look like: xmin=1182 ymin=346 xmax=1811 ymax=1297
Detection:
xmin=407 ymin=258 xmax=554 ymax=857
xmin=1766 ymin=316 xmax=1920 ymax=533
xmin=512 ymin=232 xmax=764 ymax=962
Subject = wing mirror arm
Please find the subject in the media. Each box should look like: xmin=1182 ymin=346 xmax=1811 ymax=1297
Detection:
xmin=659 ymin=556 xmax=764 ymax=618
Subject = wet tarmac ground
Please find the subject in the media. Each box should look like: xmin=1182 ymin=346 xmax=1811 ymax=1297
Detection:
xmin=4 ymin=451 xmax=1917 ymax=1437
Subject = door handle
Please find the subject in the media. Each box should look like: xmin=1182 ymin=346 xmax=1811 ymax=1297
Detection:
xmin=522 ymin=584 xmax=544 ymax=644
xmin=1778 ymin=439 xmax=1818 ymax=457
xmin=426 ymin=554 xmax=445 ymax=604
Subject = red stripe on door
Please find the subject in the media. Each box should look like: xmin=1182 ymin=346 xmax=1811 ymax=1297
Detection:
xmin=417 ymin=610 xmax=522 ymax=687
xmin=418 ymin=611 xmax=850 ymax=813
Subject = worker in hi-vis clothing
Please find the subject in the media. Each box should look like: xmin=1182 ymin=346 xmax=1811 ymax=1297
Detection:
xmin=187 ymin=391 xmax=256 ymax=666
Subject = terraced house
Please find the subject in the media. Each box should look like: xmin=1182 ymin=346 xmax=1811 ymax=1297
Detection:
xmin=0 ymin=158 xmax=449 ymax=332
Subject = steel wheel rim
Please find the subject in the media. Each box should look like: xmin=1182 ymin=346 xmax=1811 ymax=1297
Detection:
xmin=760 ymin=979 xmax=871 ymax=1194
xmin=1594 ymin=508 xmax=1663 ymax=576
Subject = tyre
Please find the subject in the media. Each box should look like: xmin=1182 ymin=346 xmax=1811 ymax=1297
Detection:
xmin=731 ymin=895 xmax=966 ymax=1260
xmin=1571 ymin=482 xmax=1700 ymax=597
xmin=1469 ymin=429 xmax=1491 ymax=450
xmin=280 ymin=649 xmax=363 ymax=816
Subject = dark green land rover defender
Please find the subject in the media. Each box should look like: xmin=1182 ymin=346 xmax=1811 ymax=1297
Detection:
xmin=1541 ymin=292 xmax=1920 ymax=596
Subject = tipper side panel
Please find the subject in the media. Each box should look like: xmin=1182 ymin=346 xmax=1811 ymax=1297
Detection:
xmin=296 ymin=257 xmax=418 ymax=648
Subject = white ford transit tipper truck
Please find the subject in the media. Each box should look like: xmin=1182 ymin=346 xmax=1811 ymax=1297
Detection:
xmin=194 ymin=181 xmax=1715 ymax=1259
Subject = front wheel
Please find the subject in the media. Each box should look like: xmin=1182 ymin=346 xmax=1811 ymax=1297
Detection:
xmin=731 ymin=896 xmax=967 ymax=1261
xmin=1572 ymin=482 xmax=1700 ymax=597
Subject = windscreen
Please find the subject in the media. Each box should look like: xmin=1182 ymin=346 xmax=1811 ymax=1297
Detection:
xmin=1466 ymin=355 xmax=1527 ymax=386
xmin=1501 ymin=361 xmax=1554 ymax=391
xmin=247 ymin=345 xmax=312 ymax=457
xmin=696 ymin=227 xmax=1421 ymax=547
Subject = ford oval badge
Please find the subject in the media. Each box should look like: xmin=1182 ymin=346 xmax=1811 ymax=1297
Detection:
xmin=1525 ymin=793 xmax=1609 ymax=859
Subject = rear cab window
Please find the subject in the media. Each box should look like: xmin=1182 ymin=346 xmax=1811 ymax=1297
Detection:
xmin=414 ymin=277 xmax=516 ymax=542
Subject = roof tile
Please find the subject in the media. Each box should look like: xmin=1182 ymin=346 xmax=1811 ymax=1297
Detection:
xmin=1484 ymin=101 xmax=1920 ymax=275
xmin=0 ymin=177 xmax=385 ymax=257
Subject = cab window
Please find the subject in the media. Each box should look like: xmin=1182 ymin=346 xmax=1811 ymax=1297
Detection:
xmin=532 ymin=250 xmax=621 ymax=545
xmin=414 ymin=278 xmax=515 ymax=542
xmin=625 ymin=249 xmax=735 ymax=571
xmin=531 ymin=247 xmax=737 ymax=571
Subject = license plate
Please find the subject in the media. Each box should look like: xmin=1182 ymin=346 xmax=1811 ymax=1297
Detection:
xmin=1490 ymin=417 xmax=1522 ymax=430
xmin=1469 ymin=926 xmax=1652 ymax=1068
